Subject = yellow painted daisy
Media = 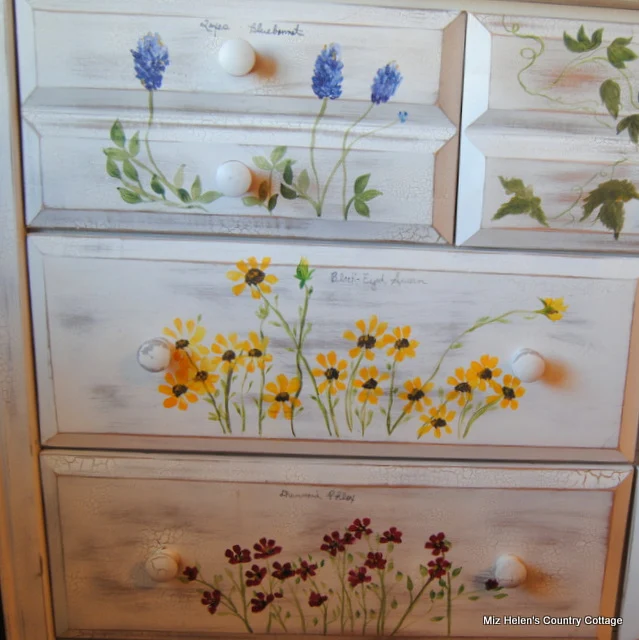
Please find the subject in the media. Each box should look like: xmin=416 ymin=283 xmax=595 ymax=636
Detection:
xmin=264 ymin=374 xmax=301 ymax=419
xmin=446 ymin=367 xmax=475 ymax=406
xmin=245 ymin=332 xmax=273 ymax=373
xmin=162 ymin=317 xmax=209 ymax=363
xmin=538 ymin=297 xmax=567 ymax=322
xmin=353 ymin=366 xmax=389 ymax=405
xmin=467 ymin=355 xmax=502 ymax=391
xmin=186 ymin=357 xmax=220 ymax=396
xmin=385 ymin=326 xmax=419 ymax=362
xmin=226 ymin=257 xmax=278 ymax=299
xmin=312 ymin=351 xmax=348 ymax=395
xmin=487 ymin=374 xmax=526 ymax=410
xmin=158 ymin=368 xmax=199 ymax=411
xmin=417 ymin=405 xmax=456 ymax=439
xmin=397 ymin=377 xmax=434 ymax=413
xmin=210 ymin=333 xmax=247 ymax=373
xmin=343 ymin=315 xmax=389 ymax=361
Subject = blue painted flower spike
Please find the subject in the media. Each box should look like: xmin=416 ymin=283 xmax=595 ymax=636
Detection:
xmin=131 ymin=32 xmax=170 ymax=91
xmin=312 ymin=43 xmax=344 ymax=100
xmin=398 ymin=111 xmax=408 ymax=123
xmin=371 ymin=62 xmax=403 ymax=105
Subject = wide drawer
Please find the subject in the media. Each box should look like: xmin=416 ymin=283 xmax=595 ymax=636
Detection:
xmin=16 ymin=0 xmax=462 ymax=243
xmin=41 ymin=452 xmax=632 ymax=639
xmin=28 ymin=235 xmax=639 ymax=461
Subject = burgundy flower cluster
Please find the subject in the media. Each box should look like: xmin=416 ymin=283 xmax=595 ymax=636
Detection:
xmin=348 ymin=566 xmax=372 ymax=587
xmin=250 ymin=590 xmax=283 ymax=613
xmin=201 ymin=589 xmax=222 ymax=615
xmin=424 ymin=531 xmax=453 ymax=579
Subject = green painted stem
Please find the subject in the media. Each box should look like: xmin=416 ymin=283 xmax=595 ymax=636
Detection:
xmin=311 ymin=98 xmax=328 ymax=205
xmin=361 ymin=582 xmax=368 ymax=635
xmin=291 ymin=588 xmax=307 ymax=633
xmin=145 ymin=92 xmax=179 ymax=197
xmin=385 ymin=361 xmax=397 ymax=434
xmin=389 ymin=577 xmax=436 ymax=636
xmin=184 ymin=350 xmax=226 ymax=434
xmin=447 ymin=572 xmax=452 ymax=637
xmin=224 ymin=368 xmax=233 ymax=433
xmin=345 ymin=353 xmax=364 ymax=433
xmin=328 ymin=390 xmax=341 ymax=438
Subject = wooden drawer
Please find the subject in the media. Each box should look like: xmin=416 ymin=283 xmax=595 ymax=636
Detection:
xmin=28 ymin=235 xmax=639 ymax=462
xmin=16 ymin=0 xmax=462 ymax=244
xmin=41 ymin=451 xmax=632 ymax=639
xmin=619 ymin=471 xmax=639 ymax=640
xmin=457 ymin=11 xmax=639 ymax=252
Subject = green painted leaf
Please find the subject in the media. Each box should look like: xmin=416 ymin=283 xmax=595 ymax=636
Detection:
xmin=617 ymin=114 xmax=639 ymax=143
xmin=275 ymin=159 xmax=296 ymax=172
xmin=457 ymin=584 xmax=465 ymax=595
xmin=563 ymin=26 xmax=603 ymax=53
xmin=608 ymin=36 xmax=637 ymax=69
xmin=354 ymin=199 xmax=370 ymax=217
xmin=199 ymin=190 xmax=222 ymax=204
xmin=177 ymin=188 xmax=191 ymax=202
xmin=599 ymin=200 xmax=625 ymax=239
xmin=270 ymin=146 xmax=287 ymax=164
xmin=312 ymin=617 xmax=319 ymax=627
xmin=438 ymin=578 xmax=446 ymax=588
xmin=581 ymin=179 xmax=639 ymax=239
xmin=268 ymin=194 xmax=279 ymax=212
xmin=298 ymin=169 xmax=310 ymax=194
xmin=242 ymin=196 xmax=262 ymax=207
xmin=110 ymin=120 xmax=126 ymax=148
xmin=258 ymin=180 xmax=269 ymax=202
xmin=103 ymin=147 xmax=130 ymax=161
xmin=253 ymin=156 xmax=272 ymax=171
xmin=429 ymin=590 xmax=436 ymax=600
xmin=431 ymin=616 xmax=445 ymax=622
xmin=390 ymin=599 xmax=398 ymax=610
xmin=406 ymin=576 xmax=414 ymax=591
xmin=468 ymin=595 xmax=480 ymax=601
xmin=452 ymin=567 xmax=462 ymax=577
xmin=493 ymin=179 xmax=548 ymax=227
xmin=498 ymin=176 xmax=527 ymax=197
xmin=419 ymin=565 xmax=428 ymax=578
xmin=191 ymin=176 xmax=202 ymax=199
xmin=128 ymin=132 xmax=140 ymax=156
xmin=106 ymin=157 xmax=121 ymax=179
xmin=493 ymin=593 xmax=509 ymax=599
xmin=122 ymin=160 xmax=139 ymax=182
xmin=117 ymin=187 xmax=142 ymax=204
xmin=174 ymin=165 xmax=185 ymax=188
xmin=354 ymin=173 xmax=371 ymax=195
xmin=150 ymin=175 xmax=165 ymax=196
xmin=283 ymin=162 xmax=294 ymax=185
xmin=280 ymin=184 xmax=297 ymax=200
xmin=360 ymin=189 xmax=383 ymax=202
xmin=600 ymin=79 xmax=621 ymax=119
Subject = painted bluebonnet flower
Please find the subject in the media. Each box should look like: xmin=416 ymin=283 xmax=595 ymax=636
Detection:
xmin=131 ymin=33 xmax=170 ymax=91
xmin=312 ymin=43 xmax=344 ymax=100
xmin=371 ymin=62 xmax=403 ymax=105
xmin=398 ymin=111 xmax=408 ymax=123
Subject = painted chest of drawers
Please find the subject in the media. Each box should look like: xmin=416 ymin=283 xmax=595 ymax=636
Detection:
xmin=3 ymin=0 xmax=639 ymax=640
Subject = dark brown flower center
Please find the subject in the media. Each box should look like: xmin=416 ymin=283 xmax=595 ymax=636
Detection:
xmin=432 ymin=418 xmax=447 ymax=429
xmin=455 ymin=382 xmax=472 ymax=393
xmin=195 ymin=371 xmax=208 ymax=382
xmin=172 ymin=384 xmax=188 ymax=397
xmin=407 ymin=389 xmax=425 ymax=402
xmin=395 ymin=338 xmax=410 ymax=350
xmin=248 ymin=348 xmax=263 ymax=358
xmin=222 ymin=350 xmax=236 ymax=362
xmin=175 ymin=339 xmax=189 ymax=349
xmin=502 ymin=386 xmax=516 ymax=400
xmin=357 ymin=334 xmax=376 ymax=350
xmin=325 ymin=367 xmax=339 ymax=381
xmin=275 ymin=392 xmax=290 ymax=403
xmin=362 ymin=378 xmax=378 ymax=390
xmin=479 ymin=367 xmax=493 ymax=380
xmin=245 ymin=268 xmax=266 ymax=286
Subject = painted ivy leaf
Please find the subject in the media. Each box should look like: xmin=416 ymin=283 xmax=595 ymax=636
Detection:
xmin=607 ymin=36 xmax=637 ymax=69
xmin=493 ymin=593 xmax=509 ymax=599
xmin=457 ymin=584 xmax=465 ymax=595
xmin=177 ymin=188 xmax=191 ymax=203
xmin=354 ymin=200 xmax=370 ymax=217
xmin=242 ymin=196 xmax=262 ymax=207
xmin=281 ymin=184 xmax=297 ymax=200
xmin=617 ymin=114 xmax=639 ymax=143
xmin=563 ymin=26 xmax=603 ymax=53
xmin=150 ymin=175 xmax=165 ymax=196
xmin=270 ymin=146 xmax=287 ymax=164
xmin=354 ymin=173 xmax=371 ymax=195
xmin=468 ymin=595 xmax=480 ymax=601
xmin=298 ymin=169 xmax=310 ymax=194
xmin=359 ymin=189 xmax=383 ymax=202
xmin=252 ymin=156 xmax=272 ymax=171
xmin=600 ymin=79 xmax=621 ymax=119
xmin=117 ymin=187 xmax=142 ymax=204
xmin=258 ymin=180 xmax=269 ymax=202
xmin=452 ymin=567 xmax=462 ymax=577
xmin=110 ymin=120 xmax=126 ymax=148
xmin=493 ymin=177 xmax=548 ymax=227
xmin=581 ymin=179 xmax=639 ymax=239
xmin=191 ymin=176 xmax=202 ymax=199
xmin=431 ymin=616 xmax=445 ymax=622
xmin=128 ymin=131 xmax=140 ymax=156
xmin=199 ymin=190 xmax=222 ymax=204
xmin=173 ymin=164 xmax=185 ymax=188
xmin=103 ymin=147 xmax=130 ymax=161
xmin=123 ymin=159 xmax=139 ymax=182
xmin=406 ymin=576 xmax=414 ymax=591
xmin=283 ymin=162 xmax=294 ymax=185
xmin=267 ymin=194 xmax=278 ymax=212
xmin=498 ymin=176 xmax=527 ymax=196
xmin=105 ymin=157 xmax=121 ymax=179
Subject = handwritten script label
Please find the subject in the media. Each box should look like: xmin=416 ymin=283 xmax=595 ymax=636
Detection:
xmin=200 ymin=19 xmax=231 ymax=35
xmin=249 ymin=22 xmax=305 ymax=37
xmin=280 ymin=489 xmax=355 ymax=503
xmin=330 ymin=271 xmax=429 ymax=291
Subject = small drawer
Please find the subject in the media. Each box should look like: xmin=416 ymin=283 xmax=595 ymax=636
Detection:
xmin=17 ymin=0 xmax=463 ymax=243
xmin=28 ymin=235 xmax=639 ymax=462
xmin=41 ymin=451 xmax=632 ymax=639
xmin=457 ymin=12 xmax=639 ymax=253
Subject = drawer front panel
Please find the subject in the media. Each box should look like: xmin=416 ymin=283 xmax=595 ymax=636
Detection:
xmin=41 ymin=452 xmax=632 ymax=639
xmin=457 ymin=12 xmax=639 ymax=252
xmin=17 ymin=0 xmax=462 ymax=243
xmin=29 ymin=236 xmax=639 ymax=461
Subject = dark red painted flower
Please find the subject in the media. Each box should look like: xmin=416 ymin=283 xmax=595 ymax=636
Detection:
xmin=321 ymin=530 xmax=353 ymax=556
xmin=427 ymin=557 xmax=452 ymax=579
xmin=245 ymin=564 xmax=267 ymax=587
xmin=201 ymin=589 xmax=222 ymax=615
xmin=225 ymin=544 xmax=251 ymax=564
xmin=308 ymin=591 xmax=329 ymax=607
xmin=485 ymin=579 xmax=500 ymax=591
xmin=296 ymin=560 xmax=318 ymax=581
xmin=364 ymin=552 xmax=387 ymax=570
xmin=380 ymin=526 xmax=403 ymax=544
xmin=272 ymin=561 xmax=295 ymax=581
xmin=348 ymin=566 xmax=372 ymax=588
xmin=253 ymin=537 xmax=282 ymax=559
xmin=348 ymin=517 xmax=373 ymax=539
xmin=182 ymin=566 xmax=199 ymax=581
xmin=250 ymin=591 xmax=282 ymax=613
xmin=425 ymin=532 xmax=450 ymax=557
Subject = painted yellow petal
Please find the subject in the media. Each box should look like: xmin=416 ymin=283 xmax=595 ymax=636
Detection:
xmin=417 ymin=424 xmax=431 ymax=438
xmin=511 ymin=400 xmax=519 ymax=410
xmin=163 ymin=396 xmax=178 ymax=409
xmin=355 ymin=319 xmax=366 ymax=333
xmin=247 ymin=257 xmax=259 ymax=269
xmin=369 ymin=395 xmax=379 ymax=405
xmin=357 ymin=390 xmax=367 ymax=403
xmin=364 ymin=350 xmax=375 ymax=362
xmin=192 ymin=325 xmax=206 ymax=343
xmin=227 ymin=270 xmax=243 ymax=282
xmin=516 ymin=387 xmax=526 ymax=398
xmin=338 ymin=360 xmax=348 ymax=371
xmin=349 ymin=347 xmax=361 ymax=359
xmin=264 ymin=382 xmax=278 ymax=395
xmin=268 ymin=403 xmax=280 ymax=419
xmin=283 ymin=404 xmax=293 ymax=420
xmin=312 ymin=368 xmax=324 ymax=378
xmin=318 ymin=380 xmax=328 ymax=394
xmin=265 ymin=274 xmax=278 ymax=284
xmin=503 ymin=374 xmax=512 ymax=386
xmin=433 ymin=429 xmax=442 ymax=439
xmin=236 ymin=260 xmax=249 ymax=273
xmin=493 ymin=368 xmax=502 ymax=378
xmin=379 ymin=373 xmax=390 ymax=383
xmin=335 ymin=381 xmax=346 ymax=391
xmin=392 ymin=327 xmax=401 ymax=339
xmin=186 ymin=392 xmax=198 ymax=404
xmin=369 ymin=315 xmax=378 ymax=332
xmin=232 ymin=283 xmax=246 ymax=296
xmin=403 ymin=326 xmax=411 ymax=338
xmin=288 ymin=378 xmax=300 ymax=394
xmin=500 ymin=398 xmax=509 ymax=409
xmin=260 ymin=283 xmax=272 ymax=295
xmin=344 ymin=330 xmax=357 ymax=342
xmin=327 ymin=351 xmax=337 ymax=367
xmin=487 ymin=394 xmax=500 ymax=404
xmin=446 ymin=411 xmax=456 ymax=422
xmin=276 ymin=373 xmax=288 ymax=391
xmin=250 ymin=287 xmax=261 ymax=300
xmin=317 ymin=353 xmax=328 ymax=369
xmin=163 ymin=327 xmax=177 ymax=339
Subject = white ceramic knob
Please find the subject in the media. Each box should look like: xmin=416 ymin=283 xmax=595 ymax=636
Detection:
xmin=511 ymin=348 xmax=545 ymax=383
xmin=218 ymin=39 xmax=256 ymax=76
xmin=494 ymin=554 xmax=527 ymax=588
xmin=216 ymin=161 xmax=252 ymax=197
xmin=145 ymin=549 xmax=180 ymax=582
xmin=137 ymin=337 xmax=174 ymax=373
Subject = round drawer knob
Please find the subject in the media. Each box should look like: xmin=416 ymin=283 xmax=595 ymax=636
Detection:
xmin=494 ymin=554 xmax=527 ymax=588
xmin=511 ymin=348 xmax=545 ymax=383
xmin=137 ymin=337 xmax=174 ymax=373
xmin=216 ymin=161 xmax=252 ymax=197
xmin=145 ymin=549 xmax=180 ymax=582
xmin=218 ymin=38 xmax=256 ymax=76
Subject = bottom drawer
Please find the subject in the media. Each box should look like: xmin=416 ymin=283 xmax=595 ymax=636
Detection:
xmin=41 ymin=453 xmax=632 ymax=639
